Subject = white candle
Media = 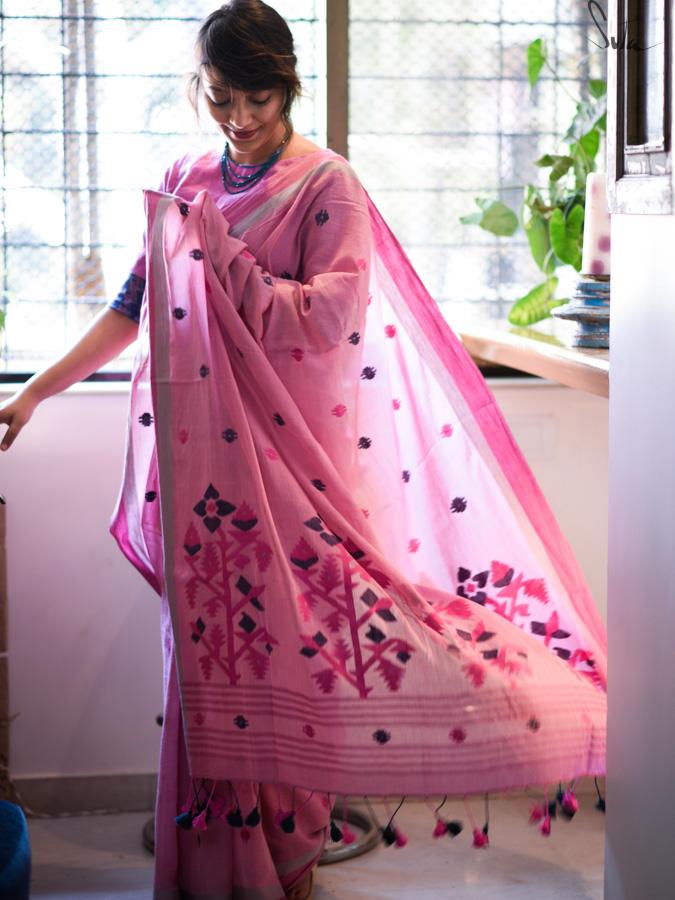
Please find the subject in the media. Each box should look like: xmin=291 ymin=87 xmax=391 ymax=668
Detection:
xmin=581 ymin=172 xmax=611 ymax=276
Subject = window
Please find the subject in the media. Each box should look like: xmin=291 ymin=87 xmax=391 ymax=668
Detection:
xmin=607 ymin=0 xmax=673 ymax=214
xmin=0 ymin=0 xmax=325 ymax=373
xmin=1 ymin=0 xmax=603 ymax=373
xmin=349 ymin=0 xmax=606 ymax=322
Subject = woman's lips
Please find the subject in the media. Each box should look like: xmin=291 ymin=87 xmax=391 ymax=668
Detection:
xmin=228 ymin=127 xmax=259 ymax=141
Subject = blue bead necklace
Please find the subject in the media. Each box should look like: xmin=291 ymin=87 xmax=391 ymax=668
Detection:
xmin=221 ymin=124 xmax=292 ymax=194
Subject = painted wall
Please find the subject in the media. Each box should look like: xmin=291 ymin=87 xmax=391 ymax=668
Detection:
xmin=604 ymin=214 xmax=675 ymax=900
xmin=0 ymin=378 xmax=608 ymax=779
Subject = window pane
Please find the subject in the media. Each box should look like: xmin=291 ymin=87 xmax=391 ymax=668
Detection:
xmin=0 ymin=1 xmax=326 ymax=372
xmin=349 ymin=0 xmax=606 ymax=321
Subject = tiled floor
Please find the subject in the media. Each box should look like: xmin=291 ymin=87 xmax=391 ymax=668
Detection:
xmin=28 ymin=796 xmax=605 ymax=899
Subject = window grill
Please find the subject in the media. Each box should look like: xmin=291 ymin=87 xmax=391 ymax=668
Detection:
xmin=0 ymin=0 xmax=325 ymax=373
xmin=0 ymin=0 xmax=604 ymax=373
xmin=348 ymin=0 xmax=606 ymax=322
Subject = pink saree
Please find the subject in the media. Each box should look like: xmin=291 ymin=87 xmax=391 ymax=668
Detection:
xmin=111 ymin=147 xmax=606 ymax=892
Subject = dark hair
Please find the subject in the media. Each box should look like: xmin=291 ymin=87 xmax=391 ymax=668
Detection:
xmin=188 ymin=1 xmax=302 ymax=122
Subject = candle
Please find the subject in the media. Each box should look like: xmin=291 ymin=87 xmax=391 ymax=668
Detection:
xmin=581 ymin=172 xmax=611 ymax=276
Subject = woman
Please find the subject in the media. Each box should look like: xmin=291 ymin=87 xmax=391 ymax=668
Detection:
xmin=0 ymin=3 xmax=607 ymax=899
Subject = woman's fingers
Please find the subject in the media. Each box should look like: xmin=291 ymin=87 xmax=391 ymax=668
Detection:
xmin=0 ymin=399 xmax=32 ymax=451
xmin=0 ymin=409 xmax=21 ymax=451
xmin=0 ymin=418 xmax=20 ymax=451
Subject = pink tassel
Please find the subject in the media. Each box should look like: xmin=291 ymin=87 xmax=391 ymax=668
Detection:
xmin=192 ymin=809 xmax=208 ymax=831
xmin=393 ymin=826 xmax=408 ymax=848
xmin=240 ymin=827 xmax=251 ymax=843
xmin=540 ymin=815 xmax=552 ymax=837
xmin=342 ymin=824 xmax=357 ymax=844
xmin=433 ymin=818 xmax=447 ymax=838
xmin=560 ymin=790 xmax=579 ymax=818
xmin=529 ymin=802 xmax=546 ymax=824
xmin=472 ymin=828 xmax=489 ymax=848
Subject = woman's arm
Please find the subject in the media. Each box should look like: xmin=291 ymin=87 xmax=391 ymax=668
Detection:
xmin=0 ymin=307 xmax=138 ymax=451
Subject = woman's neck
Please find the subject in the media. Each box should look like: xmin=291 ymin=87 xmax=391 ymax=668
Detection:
xmin=227 ymin=121 xmax=289 ymax=165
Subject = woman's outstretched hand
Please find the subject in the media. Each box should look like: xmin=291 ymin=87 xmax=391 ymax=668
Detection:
xmin=0 ymin=307 xmax=139 ymax=452
xmin=0 ymin=389 xmax=38 ymax=451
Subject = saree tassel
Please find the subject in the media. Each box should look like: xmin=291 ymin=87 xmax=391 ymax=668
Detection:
xmin=594 ymin=778 xmax=606 ymax=813
xmin=446 ymin=820 xmax=464 ymax=837
xmin=338 ymin=795 xmax=357 ymax=844
xmin=539 ymin=788 xmax=553 ymax=836
xmin=274 ymin=810 xmax=296 ymax=833
xmin=529 ymin=802 xmax=546 ymax=824
xmin=381 ymin=796 xmax=407 ymax=849
xmin=192 ymin=808 xmax=209 ymax=831
xmin=244 ymin=782 xmax=262 ymax=827
xmin=558 ymin=788 xmax=579 ymax=820
xmin=274 ymin=784 xmax=296 ymax=834
xmin=432 ymin=817 xmax=464 ymax=838
xmin=175 ymin=811 xmax=194 ymax=830
xmin=393 ymin=825 xmax=408 ymax=848
xmin=381 ymin=823 xmax=397 ymax=846
xmin=226 ymin=806 xmax=244 ymax=827
xmin=426 ymin=794 xmax=464 ymax=839
xmin=464 ymin=796 xmax=489 ymax=848
xmin=193 ymin=780 xmax=218 ymax=832
xmin=245 ymin=806 xmax=261 ymax=827
xmin=472 ymin=827 xmax=489 ymax=848
xmin=342 ymin=823 xmax=357 ymax=844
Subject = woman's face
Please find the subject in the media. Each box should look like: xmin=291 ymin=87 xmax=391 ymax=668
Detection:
xmin=202 ymin=69 xmax=287 ymax=163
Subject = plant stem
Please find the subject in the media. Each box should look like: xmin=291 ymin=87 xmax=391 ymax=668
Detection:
xmin=543 ymin=58 xmax=580 ymax=104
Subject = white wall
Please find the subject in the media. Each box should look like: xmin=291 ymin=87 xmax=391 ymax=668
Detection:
xmin=604 ymin=214 xmax=675 ymax=900
xmin=1 ymin=378 xmax=608 ymax=780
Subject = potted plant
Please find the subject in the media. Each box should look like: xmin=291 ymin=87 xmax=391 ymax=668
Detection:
xmin=460 ymin=39 xmax=606 ymax=326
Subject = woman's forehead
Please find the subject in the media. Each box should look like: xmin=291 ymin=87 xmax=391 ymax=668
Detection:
xmin=202 ymin=70 xmax=273 ymax=96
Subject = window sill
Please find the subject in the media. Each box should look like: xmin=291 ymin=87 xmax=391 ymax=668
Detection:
xmin=457 ymin=318 xmax=609 ymax=399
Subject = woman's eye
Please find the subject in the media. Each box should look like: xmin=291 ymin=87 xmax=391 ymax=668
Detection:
xmin=208 ymin=94 xmax=270 ymax=107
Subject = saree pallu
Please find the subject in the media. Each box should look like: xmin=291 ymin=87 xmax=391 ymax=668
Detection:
xmin=111 ymin=149 xmax=606 ymax=863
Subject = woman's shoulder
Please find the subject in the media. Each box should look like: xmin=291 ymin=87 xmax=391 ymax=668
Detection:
xmin=283 ymin=141 xmax=365 ymax=202
xmin=161 ymin=147 xmax=220 ymax=192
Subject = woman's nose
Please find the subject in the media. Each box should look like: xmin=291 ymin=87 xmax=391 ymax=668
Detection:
xmin=228 ymin=99 xmax=253 ymax=128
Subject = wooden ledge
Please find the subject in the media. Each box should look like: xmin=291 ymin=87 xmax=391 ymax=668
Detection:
xmin=455 ymin=318 xmax=609 ymax=399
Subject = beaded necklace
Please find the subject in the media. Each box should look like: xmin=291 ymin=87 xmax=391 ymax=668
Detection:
xmin=221 ymin=123 xmax=292 ymax=194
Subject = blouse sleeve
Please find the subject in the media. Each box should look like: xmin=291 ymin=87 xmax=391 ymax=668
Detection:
xmin=208 ymin=160 xmax=372 ymax=352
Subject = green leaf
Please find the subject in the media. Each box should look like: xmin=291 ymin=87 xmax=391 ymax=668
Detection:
xmin=527 ymin=38 xmax=546 ymax=87
xmin=589 ymin=79 xmax=607 ymax=99
xmin=523 ymin=208 xmax=555 ymax=274
xmin=534 ymin=154 xmax=555 ymax=168
xmin=549 ymin=204 xmax=584 ymax=269
xmin=549 ymin=155 xmax=574 ymax=182
xmin=459 ymin=198 xmax=519 ymax=236
xmin=576 ymin=128 xmax=601 ymax=161
xmin=594 ymin=110 xmax=607 ymax=133
xmin=565 ymin=97 xmax=607 ymax=142
xmin=0 ymin=309 xmax=4 ymax=331
xmin=508 ymin=278 xmax=562 ymax=326
xmin=573 ymin=154 xmax=589 ymax=192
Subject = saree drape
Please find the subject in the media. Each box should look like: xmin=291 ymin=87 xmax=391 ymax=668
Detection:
xmin=111 ymin=149 xmax=606 ymax=810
